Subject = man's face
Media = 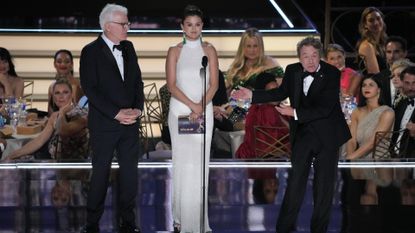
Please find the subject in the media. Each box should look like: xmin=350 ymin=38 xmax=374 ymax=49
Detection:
xmin=402 ymin=73 xmax=415 ymax=98
xmin=386 ymin=41 xmax=407 ymax=66
xmin=104 ymin=11 xmax=129 ymax=43
xmin=299 ymin=45 xmax=320 ymax=73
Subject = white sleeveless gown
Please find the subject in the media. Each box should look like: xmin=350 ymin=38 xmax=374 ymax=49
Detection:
xmin=168 ymin=39 xmax=213 ymax=232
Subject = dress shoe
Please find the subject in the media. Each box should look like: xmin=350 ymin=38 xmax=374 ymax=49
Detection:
xmin=173 ymin=226 xmax=180 ymax=233
xmin=119 ymin=224 xmax=141 ymax=233
xmin=80 ymin=225 xmax=99 ymax=233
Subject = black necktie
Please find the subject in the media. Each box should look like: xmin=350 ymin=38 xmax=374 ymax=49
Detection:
xmin=408 ymin=98 xmax=414 ymax=107
xmin=113 ymin=44 xmax=123 ymax=51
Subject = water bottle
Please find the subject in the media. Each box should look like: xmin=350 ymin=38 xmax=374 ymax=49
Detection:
xmin=18 ymin=99 xmax=27 ymax=126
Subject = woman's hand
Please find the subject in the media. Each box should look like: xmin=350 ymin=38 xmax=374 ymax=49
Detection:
xmin=189 ymin=111 xmax=200 ymax=122
xmin=59 ymin=102 xmax=74 ymax=116
xmin=190 ymin=102 xmax=203 ymax=116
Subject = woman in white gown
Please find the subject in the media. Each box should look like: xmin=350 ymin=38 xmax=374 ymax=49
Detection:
xmin=165 ymin=5 xmax=219 ymax=233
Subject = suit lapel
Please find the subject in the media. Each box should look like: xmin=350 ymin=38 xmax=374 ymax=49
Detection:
xmin=307 ymin=70 xmax=325 ymax=97
xmin=98 ymin=37 xmax=124 ymax=82
xmin=293 ymin=70 xmax=303 ymax=108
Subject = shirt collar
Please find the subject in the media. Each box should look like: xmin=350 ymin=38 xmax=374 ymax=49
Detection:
xmin=101 ymin=34 xmax=117 ymax=51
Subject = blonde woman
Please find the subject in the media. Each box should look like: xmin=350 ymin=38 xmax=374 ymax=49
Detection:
xmin=389 ymin=58 xmax=415 ymax=107
xmin=226 ymin=27 xmax=283 ymax=92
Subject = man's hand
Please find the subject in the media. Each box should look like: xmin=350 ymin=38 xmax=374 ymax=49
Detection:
xmin=275 ymin=103 xmax=294 ymax=117
xmin=213 ymin=105 xmax=228 ymax=121
xmin=115 ymin=108 xmax=142 ymax=125
xmin=230 ymin=87 xmax=252 ymax=101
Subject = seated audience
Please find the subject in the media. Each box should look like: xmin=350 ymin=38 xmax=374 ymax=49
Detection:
xmin=48 ymin=49 xmax=84 ymax=115
xmin=0 ymin=47 xmax=24 ymax=98
xmin=388 ymin=59 xmax=415 ymax=107
xmin=391 ymin=66 xmax=415 ymax=158
xmin=3 ymin=79 xmax=89 ymax=161
xmin=325 ymin=43 xmax=362 ymax=98
xmin=346 ymin=75 xmax=395 ymax=204
xmin=380 ymin=36 xmax=408 ymax=107
xmin=235 ymin=72 xmax=289 ymax=158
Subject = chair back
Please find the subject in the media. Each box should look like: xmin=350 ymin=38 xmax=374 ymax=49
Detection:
xmin=23 ymin=80 xmax=34 ymax=108
xmin=253 ymin=125 xmax=290 ymax=158
xmin=373 ymin=129 xmax=408 ymax=159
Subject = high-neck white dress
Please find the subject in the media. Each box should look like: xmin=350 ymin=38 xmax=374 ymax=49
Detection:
xmin=168 ymin=39 xmax=213 ymax=232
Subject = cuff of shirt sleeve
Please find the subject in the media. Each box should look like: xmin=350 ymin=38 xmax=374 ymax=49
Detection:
xmin=293 ymin=109 xmax=298 ymax=120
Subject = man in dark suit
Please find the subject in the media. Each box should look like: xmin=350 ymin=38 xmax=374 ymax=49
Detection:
xmin=379 ymin=36 xmax=408 ymax=107
xmin=79 ymin=3 xmax=143 ymax=233
xmin=232 ymin=37 xmax=351 ymax=233
xmin=391 ymin=66 xmax=415 ymax=158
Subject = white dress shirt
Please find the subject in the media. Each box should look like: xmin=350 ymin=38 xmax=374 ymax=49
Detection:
xmin=101 ymin=34 xmax=125 ymax=81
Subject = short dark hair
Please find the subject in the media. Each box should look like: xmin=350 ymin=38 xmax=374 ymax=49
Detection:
xmin=386 ymin=36 xmax=407 ymax=52
xmin=400 ymin=66 xmax=415 ymax=81
xmin=358 ymin=74 xmax=385 ymax=107
xmin=296 ymin=36 xmax=322 ymax=58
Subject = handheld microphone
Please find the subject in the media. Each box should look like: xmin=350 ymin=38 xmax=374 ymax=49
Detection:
xmin=201 ymin=56 xmax=208 ymax=68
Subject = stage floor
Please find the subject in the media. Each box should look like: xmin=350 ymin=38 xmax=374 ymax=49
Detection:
xmin=0 ymin=160 xmax=414 ymax=233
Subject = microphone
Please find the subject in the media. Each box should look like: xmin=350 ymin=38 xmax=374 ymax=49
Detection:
xmin=201 ymin=56 xmax=208 ymax=68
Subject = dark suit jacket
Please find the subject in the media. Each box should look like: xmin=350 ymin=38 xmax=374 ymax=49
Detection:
xmin=80 ymin=36 xmax=144 ymax=132
xmin=392 ymin=100 xmax=415 ymax=157
xmin=253 ymin=61 xmax=351 ymax=149
xmin=378 ymin=69 xmax=393 ymax=107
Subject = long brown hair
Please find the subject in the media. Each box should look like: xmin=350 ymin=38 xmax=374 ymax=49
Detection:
xmin=356 ymin=7 xmax=387 ymax=57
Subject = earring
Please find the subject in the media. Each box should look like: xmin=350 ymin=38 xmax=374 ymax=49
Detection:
xmin=182 ymin=33 xmax=186 ymax=44
xmin=200 ymin=34 xmax=203 ymax=43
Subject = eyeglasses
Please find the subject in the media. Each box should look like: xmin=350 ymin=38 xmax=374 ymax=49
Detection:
xmin=110 ymin=21 xmax=131 ymax=28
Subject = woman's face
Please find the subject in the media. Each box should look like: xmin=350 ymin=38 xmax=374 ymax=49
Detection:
xmin=243 ymin=37 xmax=260 ymax=62
xmin=326 ymin=50 xmax=345 ymax=70
xmin=52 ymin=83 xmax=72 ymax=109
xmin=361 ymin=78 xmax=380 ymax=99
xmin=54 ymin=52 xmax=73 ymax=76
xmin=181 ymin=15 xmax=203 ymax=41
xmin=365 ymin=11 xmax=384 ymax=35
xmin=391 ymin=67 xmax=404 ymax=89
xmin=0 ymin=59 xmax=10 ymax=74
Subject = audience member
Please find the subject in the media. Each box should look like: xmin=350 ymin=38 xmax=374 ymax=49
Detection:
xmin=3 ymin=78 xmax=89 ymax=161
xmin=325 ymin=43 xmax=362 ymax=98
xmin=48 ymin=49 xmax=84 ymax=115
xmin=388 ymin=59 xmax=415 ymax=107
xmin=356 ymin=7 xmax=387 ymax=76
xmin=0 ymin=47 xmax=24 ymax=98
xmin=346 ymin=75 xmax=394 ymax=204
xmin=380 ymin=36 xmax=408 ymax=107
xmin=391 ymin=66 xmax=415 ymax=158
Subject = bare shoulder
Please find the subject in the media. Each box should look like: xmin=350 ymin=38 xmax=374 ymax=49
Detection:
xmin=358 ymin=40 xmax=375 ymax=54
xmin=380 ymin=106 xmax=395 ymax=119
xmin=202 ymin=41 xmax=217 ymax=53
xmin=167 ymin=44 xmax=182 ymax=58
xmin=264 ymin=56 xmax=278 ymax=67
